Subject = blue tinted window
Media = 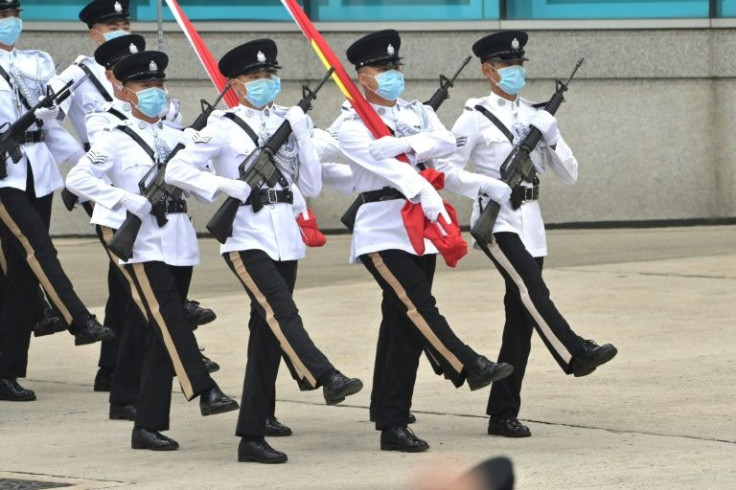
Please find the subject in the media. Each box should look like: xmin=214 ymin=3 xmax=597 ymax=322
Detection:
xmin=313 ymin=0 xmax=499 ymax=21
xmin=506 ymin=0 xmax=709 ymax=19
xmin=16 ymin=0 xmax=736 ymax=21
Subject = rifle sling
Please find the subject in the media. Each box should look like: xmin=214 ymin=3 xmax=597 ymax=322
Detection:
xmin=115 ymin=125 xmax=157 ymax=162
xmin=108 ymin=107 xmax=128 ymax=121
xmin=75 ymin=62 xmax=112 ymax=102
xmin=474 ymin=104 xmax=514 ymax=143
xmin=222 ymin=112 xmax=289 ymax=188
xmin=474 ymin=104 xmax=539 ymax=186
xmin=222 ymin=112 xmax=259 ymax=146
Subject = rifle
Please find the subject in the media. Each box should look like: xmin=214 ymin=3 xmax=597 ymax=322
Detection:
xmin=206 ymin=68 xmax=334 ymax=244
xmin=0 ymin=79 xmax=80 ymax=180
xmin=107 ymin=84 xmax=232 ymax=261
xmin=424 ymin=56 xmax=471 ymax=112
xmin=470 ymin=58 xmax=584 ymax=253
xmin=339 ymin=58 xmax=471 ymax=231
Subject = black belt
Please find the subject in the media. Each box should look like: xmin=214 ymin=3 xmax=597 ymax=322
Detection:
xmin=243 ymin=189 xmax=294 ymax=206
xmin=511 ymin=185 xmax=539 ymax=209
xmin=21 ymin=130 xmax=44 ymax=144
xmin=166 ymin=199 xmax=188 ymax=214
xmin=359 ymin=187 xmax=405 ymax=204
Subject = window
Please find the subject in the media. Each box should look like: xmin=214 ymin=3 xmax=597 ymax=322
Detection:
xmin=16 ymin=0 xmax=736 ymax=22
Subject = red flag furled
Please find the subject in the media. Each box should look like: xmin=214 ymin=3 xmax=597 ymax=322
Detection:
xmin=163 ymin=0 xmax=239 ymax=108
xmin=279 ymin=0 xmax=468 ymax=266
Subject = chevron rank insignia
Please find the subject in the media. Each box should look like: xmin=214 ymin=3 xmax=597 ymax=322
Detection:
xmin=88 ymin=150 xmax=108 ymax=165
xmin=192 ymin=132 xmax=211 ymax=144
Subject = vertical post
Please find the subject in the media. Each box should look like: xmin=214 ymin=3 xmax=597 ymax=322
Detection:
xmin=157 ymin=0 xmax=164 ymax=50
xmin=303 ymin=0 xmax=313 ymax=19
xmin=498 ymin=0 xmax=507 ymax=20
xmin=709 ymin=0 xmax=718 ymax=18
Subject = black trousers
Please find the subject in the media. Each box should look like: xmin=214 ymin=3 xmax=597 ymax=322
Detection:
xmin=96 ymin=226 xmax=146 ymax=406
xmin=123 ymin=262 xmax=214 ymax=430
xmin=0 ymin=182 xmax=90 ymax=378
xmin=360 ymin=250 xmax=479 ymax=430
xmin=95 ymin=225 xmax=133 ymax=375
xmin=486 ymin=232 xmax=585 ymax=418
xmin=224 ymin=250 xmax=334 ymax=438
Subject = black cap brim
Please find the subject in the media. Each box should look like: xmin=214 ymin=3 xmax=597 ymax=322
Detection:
xmin=218 ymin=39 xmax=281 ymax=79
xmin=113 ymin=51 xmax=168 ymax=83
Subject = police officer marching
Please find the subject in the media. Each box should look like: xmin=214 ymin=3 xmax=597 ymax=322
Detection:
xmin=436 ymin=31 xmax=618 ymax=438
xmin=51 ymin=0 xmax=218 ymax=394
xmin=166 ymin=39 xmax=364 ymax=464
xmin=0 ymin=0 xmax=115 ymax=403
xmin=335 ymin=29 xmax=514 ymax=453
xmin=66 ymin=49 xmax=239 ymax=451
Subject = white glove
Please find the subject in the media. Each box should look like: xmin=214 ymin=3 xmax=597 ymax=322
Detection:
xmin=217 ymin=177 xmax=251 ymax=202
xmin=479 ymin=178 xmax=512 ymax=204
xmin=530 ymin=110 xmax=560 ymax=146
xmin=119 ymin=193 xmax=152 ymax=220
xmin=178 ymin=127 xmax=197 ymax=145
xmin=285 ymin=106 xmax=310 ymax=140
xmin=164 ymin=97 xmax=183 ymax=125
xmin=417 ymin=184 xmax=450 ymax=223
xmin=34 ymin=105 xmax=60 ymax=122
xmin=291 ymin=184 xmax=308 ymax=219
xmin=368 ymin=136 xmax=412 ymax=161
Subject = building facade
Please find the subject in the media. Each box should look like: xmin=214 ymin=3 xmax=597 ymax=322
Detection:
xmin=17 ymin=1 xmax=736 ymax=234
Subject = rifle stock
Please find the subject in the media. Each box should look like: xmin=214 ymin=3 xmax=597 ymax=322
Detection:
xmin=205 ymin=196 xmax=241 ymax=244
xmin=61 ymin=188 xmax=78 ymax=211
xmin=470 ymin=58 xmax=584 ymax=251
xmin=205 ymin=69 xmax=334 ymax=244
xmin=107 ymin=212 xmax=142 ymax=261
xmin=107 ymin=83 xmax=232 ymax=260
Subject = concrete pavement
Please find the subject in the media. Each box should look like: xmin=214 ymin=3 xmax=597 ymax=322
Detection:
xmin=1 ymin=226 xmax=735 ymax=489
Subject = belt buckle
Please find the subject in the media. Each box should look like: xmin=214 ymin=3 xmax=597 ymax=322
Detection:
xmin=267 ymin=189 xmax=278 ymax=205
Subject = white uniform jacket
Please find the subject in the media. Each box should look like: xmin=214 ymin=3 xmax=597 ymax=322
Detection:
xmin=165 ymin=104 xmax=322 ymax=262
xmin=337 ymin=98 xmax=457 ymax=262
xmin=83 ymin=98 xmax=132 ymax=229
xmin=436 ymin=92 xmax=578 ymax=257
xmin=0 ymin=49 xmax=84 ymax=197
xmin=66 ymin=116 xmax=199 ymax=266
xmin=51 ymin=56 xmax=112 ymax=146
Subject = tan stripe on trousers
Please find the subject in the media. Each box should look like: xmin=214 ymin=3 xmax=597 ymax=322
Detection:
xmin=0 ymin=202 xmax=73 ymax=324
xmin=0 ymin=241 xmax=6 ymax=274
xmin=488 ymin=241 xmax=572 ymax=363
xmin=129 ymin=263 xmax=195 ymax=400
xmin=368 ymin=253 xmax=464 ymax=374
xmin=99 ymin=227 xmax=146 ymax=317
xmin=228 ymin=251 xmax=317 ymax=387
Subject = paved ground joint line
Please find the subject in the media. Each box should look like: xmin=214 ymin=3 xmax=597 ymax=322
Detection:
xmin=276 ymin=398 xmax=736 ymax=446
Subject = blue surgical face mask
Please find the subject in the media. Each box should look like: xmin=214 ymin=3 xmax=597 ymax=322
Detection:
xmin=242 ymin=76 xmax=280 ymax=108
xmin=371 ymin=69 xmax=404 ymax=101
xmin=492 ymin=65 xmax=526 ymax=95
xmin=133 ymin=87 xmax=167 ymax=119
xmin=0 ymin=17 xmax=22 ymax=47
xmin=102 ymin=29 xmax=128 ymax=43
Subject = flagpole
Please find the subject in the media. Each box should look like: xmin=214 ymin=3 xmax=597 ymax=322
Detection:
xmin=156 ymin=0 xmax=164 ymax=50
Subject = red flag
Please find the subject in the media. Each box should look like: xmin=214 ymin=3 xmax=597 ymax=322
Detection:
xmin=164 ymin=0 xmax=239 ymax=108
xmin=279 ymin=0 xmax=468 ymax=266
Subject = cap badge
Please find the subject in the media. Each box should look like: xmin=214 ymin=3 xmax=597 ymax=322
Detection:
xmin=129 ymin=43 xmax=138 ymax=54
xmin=149 ymin=60 xmax=158 ymax=72
xmin=256 ymin=51 xmax=266 ymax=63
xmin=387 ymin=44 xmax=395 ymax=56
xmin=114 ymin=1 xmax=123 ymax=13
xmin=511 ymin=38 xmax=520 ymax=50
